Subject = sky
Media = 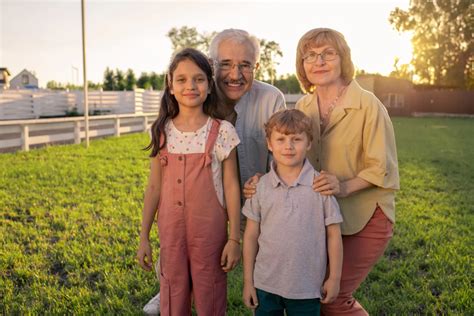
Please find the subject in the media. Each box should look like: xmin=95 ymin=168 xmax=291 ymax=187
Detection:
xmin=1 ymin=0 xmax=412 ymax=87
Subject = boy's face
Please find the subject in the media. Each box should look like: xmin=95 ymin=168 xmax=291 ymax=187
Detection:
xmin=267 ymin=130 xmax=311 ymax=169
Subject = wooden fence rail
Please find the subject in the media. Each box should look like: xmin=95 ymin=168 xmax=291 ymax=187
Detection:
xmin=0 ymin=113 xmax=157 ymax=153
xmin=0 ymin=89 xmax=162 ymax=120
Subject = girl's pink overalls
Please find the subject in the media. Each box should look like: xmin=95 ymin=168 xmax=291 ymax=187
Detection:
xmin=157 ymin=119 xmax=228 ymax=315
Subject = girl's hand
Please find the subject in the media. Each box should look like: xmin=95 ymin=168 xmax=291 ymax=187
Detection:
xmin=242 ymin=283 xmax=259 ymax=309
xmin=220 ymin=240 xmax=241 ymax=272
xmin=313 ymin=170 xmax=344 ymax=197
xmin=243 ymin=173 xmax=263 ymax=199
xmin=137 ymin=238 xmax=153 ymax=272
xmin=321 ymin=277 xmax=340 ymax=304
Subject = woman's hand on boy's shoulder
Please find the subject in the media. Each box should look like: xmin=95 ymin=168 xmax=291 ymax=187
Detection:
xmin=313 ymin=170 xmax=342 ymax=197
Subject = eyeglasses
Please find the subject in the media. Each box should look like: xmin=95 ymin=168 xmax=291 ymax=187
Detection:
xmin=302 ymin=49 xmax=338 ymax=64
xmin=216 ymin=61 xmax=255 ymax=73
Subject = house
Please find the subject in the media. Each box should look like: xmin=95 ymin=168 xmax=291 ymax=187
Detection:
xmin=355 ymin=74 xmax=473 ymax=116
xmin=0 ymin=68 xmax=11 ymax=89
xmin=9 ymin=69 xmax=39 ymax=89
xmin=356 ymin=74 xmax=413 ymax=116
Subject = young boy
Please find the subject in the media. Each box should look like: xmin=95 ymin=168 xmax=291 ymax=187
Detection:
xmin=242 ymin=109 xmax=343 ymax=315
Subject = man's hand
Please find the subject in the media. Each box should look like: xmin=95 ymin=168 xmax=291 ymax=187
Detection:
xmin=243 ymin=173 xmax=263 ymax=199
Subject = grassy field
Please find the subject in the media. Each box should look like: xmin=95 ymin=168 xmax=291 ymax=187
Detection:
xmin=1 ymin=117 xmax=473 ymax=315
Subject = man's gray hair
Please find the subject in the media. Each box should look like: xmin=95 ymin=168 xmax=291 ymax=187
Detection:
xmin=209 ymin=29 xmax=260 ymax=64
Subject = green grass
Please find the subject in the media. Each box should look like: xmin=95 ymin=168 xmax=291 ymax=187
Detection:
xmin=1 ymin=117 xmax=473 ymax=315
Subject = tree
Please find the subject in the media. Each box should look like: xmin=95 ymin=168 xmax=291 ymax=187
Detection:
xmin=115 ymin=69 xmax=126 ymax=91
xmin=103 ymin=67 xmax=116 ymax=91
xmin=167 ymin=26 xmax=216 ymax=54
xmin=166 ymin=26 xmax=283 ymax=82
xmin=125 ymin=69 xmax=137 ymax=90
xmin=150 ymin=72 xmax=165 ymax=90
xmin=271 ymin=74 xmax=302 ymax=94
xmin=256 ymin=40 xmax=283 ymax=84
xmin=137 ymin=72 xmax=152 ymax=90
xmin=389 ymin=0 xmax=472 ymax=88
xmin=389 ymin=57 xmax=414 ymax=81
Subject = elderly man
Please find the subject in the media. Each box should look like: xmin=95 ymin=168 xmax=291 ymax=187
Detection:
xmin=143 ymin=29 xmax=286 ymax=315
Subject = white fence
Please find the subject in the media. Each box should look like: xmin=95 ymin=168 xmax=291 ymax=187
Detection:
xmin=0 ymin=113 xmax=157 ymax=152
xmin=0 ymin=89 xmax=162 ymax=120
xmin=0 ymin=92 xmax=303 ymax=153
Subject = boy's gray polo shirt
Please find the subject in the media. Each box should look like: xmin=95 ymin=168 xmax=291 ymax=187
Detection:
xmin=243 ymin=159 xmax=342 ymax=299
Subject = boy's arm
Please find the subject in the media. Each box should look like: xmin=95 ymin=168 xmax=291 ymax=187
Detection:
xmin=243 ymin=218 xmax=260 ymax=309
xmin=321 ymin=223 xmax=343 ymax=303
xmin=221 ymin=148 xmax=241 ymax=272
xmin=137 ymin=155 xmax=162 ymax=271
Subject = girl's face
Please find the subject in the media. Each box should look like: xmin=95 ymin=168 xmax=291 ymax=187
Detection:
xmin=170 ymin=59 xmax=210 ymax=110
xmin=303 ymin=44 xmax=343 ymax=88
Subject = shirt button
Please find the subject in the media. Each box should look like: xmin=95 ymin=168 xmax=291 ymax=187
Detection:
xmin=177 ymin=201 xmax=183 ymax=206
xmin=177 ymin=179 xmax=182 ymax=184
xmin=178 ymin=156 xmax=183 ymax=161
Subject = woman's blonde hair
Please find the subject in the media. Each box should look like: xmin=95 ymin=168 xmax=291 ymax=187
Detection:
xmin=296 ymin=28 xmax=355 ymax=93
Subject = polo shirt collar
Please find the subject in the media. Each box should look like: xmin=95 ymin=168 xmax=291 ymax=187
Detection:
xmin=270 ymin=159 xmax=314 ymax=188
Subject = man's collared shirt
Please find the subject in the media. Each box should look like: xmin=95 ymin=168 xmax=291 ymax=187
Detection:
xmin=234 ymin=80 xmax=286 ymax=187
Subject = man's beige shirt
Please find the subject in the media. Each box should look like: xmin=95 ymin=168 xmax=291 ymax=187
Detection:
xmin=296 ymin=80 xmax=399 ymax=235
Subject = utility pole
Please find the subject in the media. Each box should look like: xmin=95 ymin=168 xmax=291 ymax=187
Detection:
xmin=81 ymin=0 xmax=89 ymax=147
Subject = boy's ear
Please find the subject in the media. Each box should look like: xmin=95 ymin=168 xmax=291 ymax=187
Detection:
xmin=266 ymin=138 xmax=273 ymax=152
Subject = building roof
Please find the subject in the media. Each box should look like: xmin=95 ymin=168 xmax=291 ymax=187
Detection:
xmin=0 ymin=68 xmax=11 ymax=75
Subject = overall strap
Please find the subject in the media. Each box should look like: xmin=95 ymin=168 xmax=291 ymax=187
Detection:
xmin=204 ymin=119 xmax=221 ymax=155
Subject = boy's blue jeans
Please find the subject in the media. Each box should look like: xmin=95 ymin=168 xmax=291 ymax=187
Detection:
xmin=255 ymin=288 xmax=320 ymax=316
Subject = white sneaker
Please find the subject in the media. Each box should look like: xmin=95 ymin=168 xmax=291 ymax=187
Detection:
xmin=143 ymin=292 xmax=160 ymax=315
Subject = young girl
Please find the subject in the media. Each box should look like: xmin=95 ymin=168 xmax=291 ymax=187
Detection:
xmin=137 ymin=48 xmax=241 ymax=315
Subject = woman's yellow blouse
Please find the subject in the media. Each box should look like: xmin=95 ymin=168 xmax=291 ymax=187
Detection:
xmin=296 ymin=80 xmax=400 ymax=235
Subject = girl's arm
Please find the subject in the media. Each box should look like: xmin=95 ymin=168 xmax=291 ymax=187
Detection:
xmin=242 ymin=218 xmax=260 ymax=309
xmin=137 ymin=155 xmax=162 ymax=271
xmin=321 ymin=223 xmax=343 ymax=304
xmin=220 ymin=148 xmax=241 ymax=272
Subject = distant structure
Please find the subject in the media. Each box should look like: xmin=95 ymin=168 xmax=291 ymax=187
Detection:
xmin=9 ymin=69 xmax=39 ymax=89
xmin=0 ymin=68 xmax=11 ymax=89
xmin=356 ymin=74 xmax=473 ymax=116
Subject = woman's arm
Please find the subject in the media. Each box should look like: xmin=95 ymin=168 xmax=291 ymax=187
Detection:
xmin=137 ymin=155 xmax=162 ymax=271
xmin=221 ymin=148 xmax=241 ymax=272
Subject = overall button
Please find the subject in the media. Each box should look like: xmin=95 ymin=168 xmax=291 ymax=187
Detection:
xmin=177 ymin=201 xmax=183 ymax=206
xmin=178 ymin=156 xmax=183 ymax=161
xmin=177 ymin=179 xmax=182 ymax=184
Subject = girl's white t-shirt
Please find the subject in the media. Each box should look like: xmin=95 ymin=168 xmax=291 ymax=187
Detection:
xmin=165 ymin=117 xmax=240 ymax=206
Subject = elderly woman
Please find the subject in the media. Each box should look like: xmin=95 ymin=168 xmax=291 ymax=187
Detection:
xmin=295 ymin=28 xmax=399 ymax=315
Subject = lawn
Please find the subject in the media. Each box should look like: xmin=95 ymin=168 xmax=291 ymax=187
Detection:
xmin=1 ymin=117 xmax=473 ymax=315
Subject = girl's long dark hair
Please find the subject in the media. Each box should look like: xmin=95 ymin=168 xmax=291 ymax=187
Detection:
xmin=145 ymin=48 xmax=222 ymax=157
